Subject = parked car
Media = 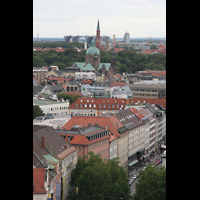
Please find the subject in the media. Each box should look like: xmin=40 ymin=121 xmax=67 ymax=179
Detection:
xmin=156 ymin=159 xmax=160 ymax=164
xmin=129 ymin=181 xmax=132 ymax=186
xmin=159 ymin=158 xmax=162 ymax=163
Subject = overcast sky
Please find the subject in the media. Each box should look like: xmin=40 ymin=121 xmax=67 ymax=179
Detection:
xmin=33 ymin=0 xmax=166 ymax=38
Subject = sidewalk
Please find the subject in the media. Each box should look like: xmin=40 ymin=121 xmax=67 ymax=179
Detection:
xmin=129 ymin=152 xmax=161 ymax=176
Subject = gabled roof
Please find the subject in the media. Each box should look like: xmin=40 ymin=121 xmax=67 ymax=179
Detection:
xmin=61 ymin=115 xmax=125 ymax=140
xmin=33 ymin=168 xmax=47 ymax=194
xmin=129 ymin=107 xmax=145 ymax=119
xmin=98 ymin=63 xmax=111 ymax=70
xmin=74 ymin=62 xmax=85 ymax=69
xmin=82 ymin=63 xmax=96 ymax=71
xmin=33 ymin=126 xmax=70 ymax=157
xmin=109 ymin=81 xmax=126 ymax=88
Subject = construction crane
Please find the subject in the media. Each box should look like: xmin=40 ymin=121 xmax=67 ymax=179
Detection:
xmin=148 ymin=36 xmax=152 ymax=44
xmin=110 ymin=34 xmax=115 ymax=48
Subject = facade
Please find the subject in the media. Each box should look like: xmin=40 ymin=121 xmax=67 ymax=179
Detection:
xmin=115 ymin=109 xmax=146 ymax=173
xmin=33 ymin=97 xmax=70 ymax=117
xmin=127 ymin=82 xmax=166 ymax=99
xmin=59 ymin=115 xmax=129 ymax=171
xmin=33 ymin=67 xmax=48 ymax=85
xmin=56 ymin=123 xmax=111 ymax=161
xmin=75 ymin=72 xmax=96 ymax=81
xmin=57 ymin=147 xmax=78 ymax=199
xmin=68 ymin=97 xmax=127 ymax=117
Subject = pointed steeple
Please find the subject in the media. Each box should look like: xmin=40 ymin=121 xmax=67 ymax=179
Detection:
xmin=97 ymin=20 xmax=100 ymax=31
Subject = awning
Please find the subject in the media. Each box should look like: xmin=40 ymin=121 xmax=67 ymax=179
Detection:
xmin=161 ymin=144 xmax=166 ymax=149
xmin=129 ymin=160 xmax=138 ymax=167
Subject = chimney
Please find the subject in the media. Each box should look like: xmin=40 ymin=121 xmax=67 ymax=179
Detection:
xmin=41 ymin=137 xmax=45 ymax=149
xmin=106 ymin=125 xmax=108 ymax=130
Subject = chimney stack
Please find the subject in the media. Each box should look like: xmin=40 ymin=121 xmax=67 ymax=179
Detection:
xmin=41 ymin=137 xmax=45 ymax=149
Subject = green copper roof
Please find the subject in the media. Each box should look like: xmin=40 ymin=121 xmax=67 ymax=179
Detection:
xmin=97 ymin=20 xmax=100 ymax=31
xmin=82 ymin=63 xmax=96 ymax=71
xmin=74 ymin=62 xmax=85 ymax=69
xmin=43 ymin=154 xmax=59 ymax=164
xmin=86 ymin=38 xmax=100 ymax=55
xmin=98 ymin=63 xmax=111 ymax=71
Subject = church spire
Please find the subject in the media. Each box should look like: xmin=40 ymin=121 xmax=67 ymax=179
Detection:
xmin=97 ymin=20 xmax=100 ymax=31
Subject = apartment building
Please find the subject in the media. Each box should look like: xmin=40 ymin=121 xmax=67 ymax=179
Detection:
xmin=68 ymin=97 xmax=127 ymax=117
xmin=33 ymin=67 xmax=47 ymax=85
xmin=33 ymin=125 xmax=78 ymax=200
xmin=75 ymin=72 xmax=96 ymax=81
xmin=56 ymin=125 xmax=111 ymax=162
xmin=115 ymin=109 xmax=147 ymax=173
xmin=33 ymin=97 xmax=70 ymax=117
xmin=59 ymin=115 xmax=129 ymax=172
xmin=127 ymin=82 xmax=166 ymax=99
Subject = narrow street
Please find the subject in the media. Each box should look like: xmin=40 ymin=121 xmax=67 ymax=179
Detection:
xmin=129 ymin=152 xmax=163 ymax=196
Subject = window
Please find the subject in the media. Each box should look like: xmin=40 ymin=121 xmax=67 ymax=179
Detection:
xmin=112 ymin=105 xmax=115 ymax=108
xmin=89 ymin=104 xmax=91 ymax=107
xmin=108 ymin=104 xmax=110 ymax=108
xmin=80 ymin=100 xmax=83 ymax=102
xmin=99 ymin=104 xmax=101 ymax=108
xmin=122 ymin=100 xmax=124 ymax=102
xmin=121 ymin=105 xmax=123 ymax=108
xmin=94 ymin=104 xmax=96 ymax=107
xmin=76 ymin=104 xmax=78 ymax=107
xmin=92 ymin=100 xmax=94 ymax=102
xmin=79 ymin=147 xmax=82 ymax=151
xmin=80 ymin=104 xmax=83 ymax=107
xmin=116 ymin=105 xmax=119 ymax=108
xmin=85 ymin=104 xmax=87 ymax=107
xmin=103 ymin=104 xmax=106 ymax=108
xmin=87 ymin=100 xmax=89 ymax=102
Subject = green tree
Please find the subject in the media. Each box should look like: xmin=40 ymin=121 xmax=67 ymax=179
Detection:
xmin=68 ymin=152 xmax=131 ymax=200
xmin=33 ymin=56 xmax=47 ymax=67
xmin=33 ymin=105 xmax=45 ymax=119
xmin=133 ymin=165 xmax=166 ymax=200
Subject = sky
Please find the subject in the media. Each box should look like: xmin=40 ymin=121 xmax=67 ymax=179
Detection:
xmin=33 ymin=0 xmax=166 ymax=38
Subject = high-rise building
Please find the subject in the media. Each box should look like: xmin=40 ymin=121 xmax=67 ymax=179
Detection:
xmin=124 ymin=32 xmax=130 ymax=43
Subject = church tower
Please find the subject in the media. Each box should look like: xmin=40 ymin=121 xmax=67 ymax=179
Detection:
xmin=95 ymin=20 xmax=101 ymax=49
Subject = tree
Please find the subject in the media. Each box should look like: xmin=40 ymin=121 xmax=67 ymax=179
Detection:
xmin=33 ymin=56 xmax=47 ymax=67
xmin=68 ymin=152 xmax=131 ymax=200
xmin=33 ymin=105 xmax=45 ymax=119
xmin=133 ymin=165 xmax=166 ymax=200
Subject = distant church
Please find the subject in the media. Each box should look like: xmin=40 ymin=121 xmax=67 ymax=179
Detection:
xmin=73 ymin=20 xmax=117 ymax=76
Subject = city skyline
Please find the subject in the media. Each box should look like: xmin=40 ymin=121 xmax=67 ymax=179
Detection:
xmin=33 ymin=0 xmax=166 ymax=38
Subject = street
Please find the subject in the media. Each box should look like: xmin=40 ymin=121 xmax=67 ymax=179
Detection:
xmin=129 ymin=153 xmax=162 ymax=196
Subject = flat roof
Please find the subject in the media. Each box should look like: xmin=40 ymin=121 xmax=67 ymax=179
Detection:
xmin=33 ymin=97 xmax=69 ymax=106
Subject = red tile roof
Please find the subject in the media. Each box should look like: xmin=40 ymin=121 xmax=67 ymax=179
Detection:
xmin=81 ymin=79 xmax=93 ymax=84
xmin=129 ymin=107 xmax=145 ymax=119
xmin=33 ymin=168 xmax=47 ymax=194
xmin=65 ymin=91 xmax=84 ymax=97
xmin=109 ymin=81 xmax=126 ymax=88
xmin=69 ymin=98 xmax=127 ymax=110
xmin=61 ymin=115 xmax=125 ymax=140
xmin=113 ymin=48 xmax=125 ymax=52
